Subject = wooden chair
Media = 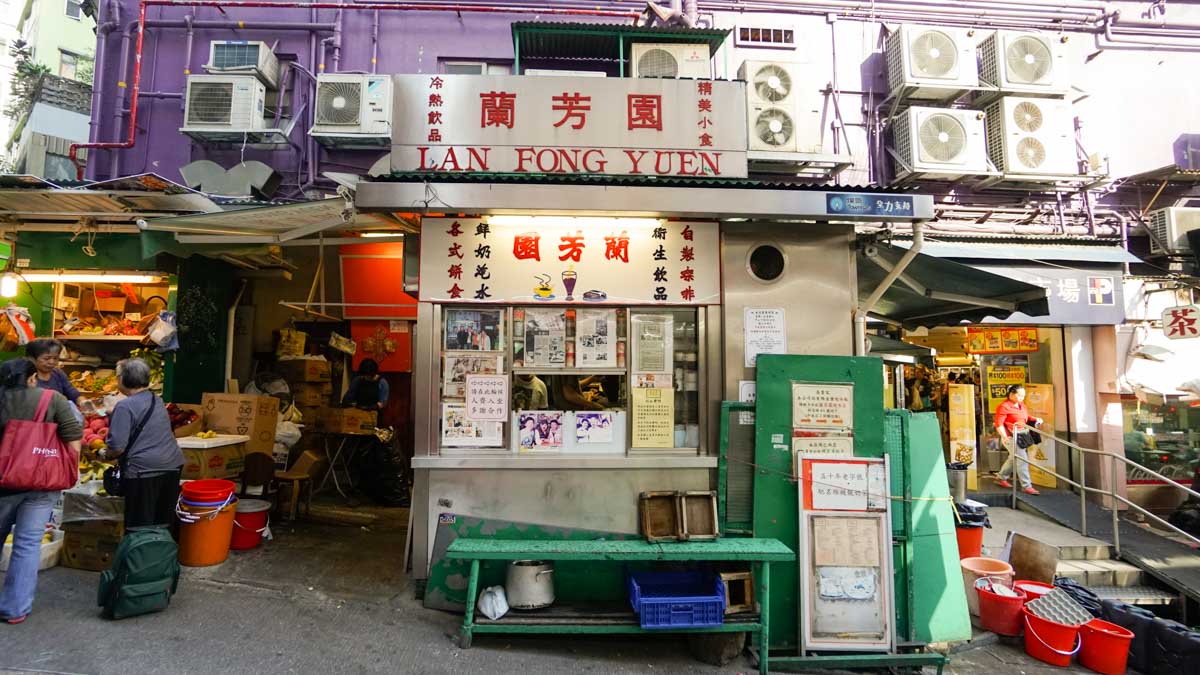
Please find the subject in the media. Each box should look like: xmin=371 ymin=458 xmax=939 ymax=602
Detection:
xmin=275 ymin=450 xmax=327 ymax=520
xmin=240 ymin=453 xmax=278 ymax=510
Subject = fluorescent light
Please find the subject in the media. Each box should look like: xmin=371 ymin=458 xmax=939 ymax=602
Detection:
xmin=485 ymin=216 xmax=662 ymax=229
xmin=19 ymin=272 xmax=164 ymax=284
xmin=359 ymin=232 xmax=405 ymax=238
xmin=0 ymin=273 xmax=16 ymax=298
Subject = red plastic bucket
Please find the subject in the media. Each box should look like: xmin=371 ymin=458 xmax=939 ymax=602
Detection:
xmin=1023 ymin=605 xmax=1082 ymax=667
xmin=181 ymin=479 xmax=236 ymax=503
xmin=977 ymin=582 xmax=1028 ymax=636
xmin=1079 ymin=618 xmax=1134 ymax=675
xmin=230 ymin=499 xmax=272 ymax=551
xmin=1015 ymin=580 xmax=1055 ymax=601
xmin=955 ymin=525 xmax=984 ymax=559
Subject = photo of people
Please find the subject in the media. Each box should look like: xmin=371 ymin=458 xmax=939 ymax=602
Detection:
xmin=443 ymin=352 xmax=503 ymax=398
xmin=445 ymin=309 xmax=502 ymax=351
xmin=575 ymin=412 xmax=614 ymax=444
xmin=517 ymin=410 xmax=564 ymax=450
xmin=441 ymin=403 xmax=503 ymax=447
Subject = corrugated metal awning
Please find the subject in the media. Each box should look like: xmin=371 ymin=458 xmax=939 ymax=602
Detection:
xmin=891 ymin=239 xmax=1141 ymax=264
xmin=512 ymin=21 xmax=729 ymax=62
xmin=0 ymin=172 xmax=220 ymax=226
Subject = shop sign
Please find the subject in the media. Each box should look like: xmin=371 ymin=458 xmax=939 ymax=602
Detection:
xmin=1162 ymin=305 xmax=1200 ymax=340
xmin=966 ymin=326 xmax=1039 ymax=354
xmin=420 ymin=217 xmax=719 ymax=305
xmin=972 ymin=264 xmax=1124 ymax=325
xmin=825 ymin=193 xmax=914 ymax=217
xmin=391 ymin=74 xmax=748 ymax=178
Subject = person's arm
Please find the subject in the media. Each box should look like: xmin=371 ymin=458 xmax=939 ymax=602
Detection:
xmin=994 ymin=404 xmax=1009 ymax=439
xmin=377 ymin=379 xmax=389 ymax=408
xmin=56 ymin=369 xmax=81 ymax=403
xmin=49 ymin=393 xmax=83 ymax=442
xmin=104 ymin=402 xmax=134 ymax=458
xmin=340 ymin=377 xmax=360 ymax=407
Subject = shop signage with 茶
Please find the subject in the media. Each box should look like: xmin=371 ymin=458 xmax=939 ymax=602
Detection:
xmin=1162 ymin=305 xmax=1200 ymax=340
xmin=419 ymin=217 xmax=719 ymax=305
xmin=391 ymin=74 xmax=748 ymax=178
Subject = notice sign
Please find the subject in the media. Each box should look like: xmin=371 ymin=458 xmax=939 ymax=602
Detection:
xmin=631 ymin=387 xmax=674 ymax=448
xmin=465 ymin=374 xmax=508 ymax=421
xmin=986 ymin=365 xmax=1027 ymax=414
xmin=792 ymin=383 xmax=854 ymax=431
xmin=1163 ymin=305 xmax=1200 ymax=340
xmin=792 ymin=435 xmax=854 ymax=458
xmin=808 ymin=461 xmax=869 ymax=511
xmin=744 ymin=308 xmax=786 ymax=368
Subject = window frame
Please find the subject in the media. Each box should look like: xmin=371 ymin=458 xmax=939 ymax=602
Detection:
xmin=64 ymin=0 xmax=83 ymax=20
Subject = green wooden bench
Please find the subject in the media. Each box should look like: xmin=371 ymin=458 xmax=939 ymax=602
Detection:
xmin=445 ymin=537 xmax=794 ymax=675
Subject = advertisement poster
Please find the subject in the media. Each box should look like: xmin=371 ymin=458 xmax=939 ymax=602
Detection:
xmin=440 ymin=403 xmax=504 ymax=447
xmin=968 ymin=327 xmax=1039 ymax=354
xmin=1024 ymin=383 xmax=1057 ymax=488
xmin=744 ymin=307 xmax=787 ymax=368
xmin=465 ymin=374 xmax=508 ymax=422
xmin=947 ymin=384 xmax=978 ymax=489
xmin=524 ymin=308 xmax=566 ymax=367
xmin=575 ymin=411 xmax=614 ymax=444
xmin=986 ymin=365 xmax=1027 ymax=413
xmin=576 ymin=309 xmax=618 ymax=368
xmin=632 ymin=314 xmax=673 ymax=384
xmin=443 ymin=352 xmax=503 ymax=398
xmin=631 ymin=387 xmax=674 ymax=447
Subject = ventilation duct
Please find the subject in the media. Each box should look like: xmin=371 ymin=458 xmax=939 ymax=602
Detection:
xmin=179 ymin=159 xmax=282 ymax=198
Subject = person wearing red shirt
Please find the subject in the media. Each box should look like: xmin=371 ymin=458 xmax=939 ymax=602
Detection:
xmin=994 ymin=384 xmax=1044 ymax=495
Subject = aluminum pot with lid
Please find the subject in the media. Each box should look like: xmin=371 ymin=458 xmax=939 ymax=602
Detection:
xmin=505 ymin=559 xmax=555 ymax=609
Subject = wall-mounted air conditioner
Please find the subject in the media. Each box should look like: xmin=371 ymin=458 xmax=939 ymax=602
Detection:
xmin=310 ymin=74 xmax=393 ymax=148
xmin=978 ymin=31 xmax=1067 ymax=96
xmin=205 ymin=40 xmax=280 ymax=89
xmin=885 ymin=25 xmax=979 ymax=99
xmin=739 ymin=60 xmax=822 ymax=154
xmin=984 ymin=96 xmax=1077 ymax=176
xmin=891 ymin=106 xmax=989 ymax=181
xmin=181 ymin=75 xmax=268 ymax=141
xmin=1148 ymin=207 xmax=1200 ymax=256
xmin=630 ymin=43 xmax=711 ymax=78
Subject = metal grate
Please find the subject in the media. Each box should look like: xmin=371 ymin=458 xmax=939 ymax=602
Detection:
xmin=885 ymin=30 xmax=905 ymax=93
xmin=637 ymin=48 xmax=679 ymax=78
xmin=212 ymin=43 xmax=261 ymax=70
xmin=1149 ymin=209 xmax=1170 ymax=253
xmin=985 ymin=100 xmax=1005 ymax=171
xmin=893 ymin=108 xmax=913 ymax=172
xmin=979 ymin=33 xmax=999 ymax=86
xmin=187 ymin=81 xmax=233 ymax=125
xmin=724 ymin=407 xmax=755 ymax=532
xmin=316 ymin=81 xmax=363 ymax=126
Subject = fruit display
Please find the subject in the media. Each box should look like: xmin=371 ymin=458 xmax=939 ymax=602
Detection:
xmin=71 ymin=370 xmax=118 ymax=396
xmin=167 ymin=403 xmax=199 ymax=431
xmin=130 ymin=348 xmax=165 ymax=387
xmin=78 ymin=458 xmax=112 ymax=484
xmin=194 ymin=430 xmax=218 ymax=439
xmin=81 ymin=416 xmax=109 ymax=453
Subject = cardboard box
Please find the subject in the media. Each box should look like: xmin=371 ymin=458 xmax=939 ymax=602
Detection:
xmin=171 ymin=403 xmax=205 ymax=439
xmin=62 ymin=530 xmax=122 ymax=571
xmin=63 ymin=488 xmax=124 ymax=524
xmin=180 ymin=440 xmax=247 ymax=479
xmin=294 ymin=405 xmax=323 ymax=426
xmin=277 ymin=359 xmax=331 ymax=383
xmin=201 ymin=393 xmax=279 ymax=455
xmin=320 ymin=407 xmax=377 ymax=435
xmin=61 ymin=518 xmax=125 ymax=538
xmin=291 ymin=382 xmax=333 ymax=408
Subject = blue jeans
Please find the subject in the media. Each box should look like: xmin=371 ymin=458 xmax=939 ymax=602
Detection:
xmin=0 ymin=490 xmax=57 ymax=619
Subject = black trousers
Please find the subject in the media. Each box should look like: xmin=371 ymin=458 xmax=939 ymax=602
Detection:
xmin=123 ymin=469 xmax=182 ymax=530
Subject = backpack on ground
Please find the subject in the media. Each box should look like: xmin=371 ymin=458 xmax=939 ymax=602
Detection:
xmin=97 ymin=528 xmax=181 ymax=620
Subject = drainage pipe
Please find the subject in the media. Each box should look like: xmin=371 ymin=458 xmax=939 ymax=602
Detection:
xmin=371 ymin=10 xmax=380 ymax=74
xmin=854 ymin=221 xmax=924 ymax=356
xmin=182 ymin=13 xmax=195 ymax=76
xmin=89 ymin=0 xmax=118 ymax=145
xmin=225 ymin=279 xmax=247 ymax=385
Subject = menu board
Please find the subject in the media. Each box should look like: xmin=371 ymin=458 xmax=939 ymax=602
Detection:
xmin=967 ymin=327 xmax=1039 ymax=354
xmin=631 ymin=387 xmax=674 ymax=447
xmin=812 ymin=517 xmax=881 ymax=567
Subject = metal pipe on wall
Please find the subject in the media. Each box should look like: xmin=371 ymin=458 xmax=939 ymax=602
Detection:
xmin=89 ymin=0 xmax=118 ymax=145
xmin=855 ymin=222 xmax=925 ymax=356
xmin=371 ymin=10 xmax=380 ymax=74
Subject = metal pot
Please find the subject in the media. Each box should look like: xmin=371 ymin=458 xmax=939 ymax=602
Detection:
xmin=505 ymin=559 xmax=555 ymax=609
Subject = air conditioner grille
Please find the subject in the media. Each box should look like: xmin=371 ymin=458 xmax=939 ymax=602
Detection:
xmin=637 ymin=48 xmax=679 ymax=78
xmin=1013 ymin=101 xmax=1044 ymax=132
xmin=211 ymin=43 xmax=261 ymax=70
xmin=984 ymin=101 xmax=1004 ymax=170
xmin=885 ymin=32 xmax=904 ymax=91
xmin=1016 ymin=136 xmax=1047 ymax=169
xmin=317 ymin=81 xmax=363 ymax=126
xmin=1006 ymin=35 xmax=1053 ymax=84
xmin=1149 ymin=209 xmax=1170 ymax=253
xmin=918 ymin=112 xmax=967 ymax=163
xmin=910 ymin=30 xmax=958 ymax=79
xmin=187 ymin=82 xmax=233 ymax=125
xmin=979 ymin=33 xmax=999 ymax=85
xmin=754 ymin=108 xmax=794 ymax=147
xmin=752 ymin=64 xmax=792 ymax=103
xmin=894 ymin=110 xmax=913 ymax=171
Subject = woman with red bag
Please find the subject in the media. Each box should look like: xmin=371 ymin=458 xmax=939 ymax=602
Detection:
xmin=0 ymin=358 xmax=82 ymax=624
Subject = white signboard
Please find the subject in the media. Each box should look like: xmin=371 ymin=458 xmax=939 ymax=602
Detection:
xmin=1162 ymin=305 xmax=1200 ymax=339
xmin=792 ymin=382 xmax=854 ymax=431
xmin=744 ymin=307 xmax=787 ymax=367
xmin=420 ymin=217 xmax=719 ymax=305
xmin=809 ymin=461 xmax=869 ymax=511
xmin=465 ymin=374 xmax=508 ymax=421
xmin=392 ymin=74 xmax=748 ymax=178
xmin=792 ymin=436 xmax=854 ymax=458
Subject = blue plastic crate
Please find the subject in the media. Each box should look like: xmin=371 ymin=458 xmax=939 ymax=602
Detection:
xmin=626 ymin=570 xmax=726 ymax=629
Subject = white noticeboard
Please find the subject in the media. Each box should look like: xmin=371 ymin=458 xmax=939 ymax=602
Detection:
xmin=744 ymin=307 xmax=786 ymax=368
xmin=791 ymin=382 xmax=854 ymax=432
xmin=465 ymin=374 xmax=509 ymax=421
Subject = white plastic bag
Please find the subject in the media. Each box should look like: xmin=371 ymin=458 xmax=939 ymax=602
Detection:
xmin=275 ymin=420 xmax=302 ymax=447
xmin=476 ymin=585 xmax=509 ymax=620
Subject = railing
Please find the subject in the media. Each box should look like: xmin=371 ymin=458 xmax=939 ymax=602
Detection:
xmin=1005 ymin=426 xmax=1200 ymax=555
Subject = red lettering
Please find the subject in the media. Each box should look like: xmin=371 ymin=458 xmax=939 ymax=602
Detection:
xmin=700 ymin=152 xmax=721 ymax=176
xmin=467 ymin=147 xmax=490 ymax=172
xmin=677 ymin=151 xmax=698 ymax=176
xmin=418 ymin=147 xmax=435 ymax=171
xmin=624 ymin=150 xmax=648 ymax=174
xmin=438 ymin=147 xmax=462 ymax=172
xmin=582 ymin=149 xmax=607 ymax=173
xmin=536 ymin=149 xmax=560 ymax=173
xmin=515 ymin=147 xmax=536 ymax=173
xmin=654 ymin=151 xmax=673 ymax=175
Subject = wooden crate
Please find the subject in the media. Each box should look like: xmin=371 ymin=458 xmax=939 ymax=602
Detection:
xmin=679 ymin=491 xmax=719 ymax=541
xmin=719 ymin=571 xmax=755 ymax=614
xmin=638 ymin=491 xmax=680 ymax=542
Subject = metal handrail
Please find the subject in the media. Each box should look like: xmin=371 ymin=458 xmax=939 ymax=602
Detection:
xmin=1002 ymin=425 xmax=1200 ymax=554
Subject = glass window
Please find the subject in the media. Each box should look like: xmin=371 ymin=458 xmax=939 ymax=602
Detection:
xmin=442 ymin=62 xmax=511 ymax=75
xmin=58 ymin=51 xmax=78 ymax=78
xmin=65 ymin=0 xmax=82 ymax=19
xmin=1121 ymin=397 xmax=1199 ymax=484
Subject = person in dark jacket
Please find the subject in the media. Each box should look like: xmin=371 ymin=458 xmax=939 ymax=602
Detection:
xmin=25 ymin=339 xmax=80 ymax=404
xmin=98 ymin=358 xmax=184 ymax=529
xmin=342 ymin=358 xmax=389 ymax=410
xmin=0 ymin=358 xmax=83 ymax=624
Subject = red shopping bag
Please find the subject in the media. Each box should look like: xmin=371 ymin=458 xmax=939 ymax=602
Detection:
xmin=0 ymin=389 xmax=78 ymax=490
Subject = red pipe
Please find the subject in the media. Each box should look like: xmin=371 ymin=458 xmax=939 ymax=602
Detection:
xmin=70 ymin=1 xmax=642 ymax=179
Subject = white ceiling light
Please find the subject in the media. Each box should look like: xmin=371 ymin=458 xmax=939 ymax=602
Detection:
xmin=18 ymin=272 xmax=165 ymax=284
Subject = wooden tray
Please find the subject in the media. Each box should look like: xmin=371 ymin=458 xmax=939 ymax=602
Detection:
xmin=638 ymin=491 xmax=680 ymax=542
xmin=679 ymin=491 xmax=719 ymax=541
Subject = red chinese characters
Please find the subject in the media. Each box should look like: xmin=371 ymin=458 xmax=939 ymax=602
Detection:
xmin=446 ymin=221 xmax=464 ymax=236
xmin=604 ymin=231 xmax=630 ymax=263
xmin=627 ymin=94 xmax=662 ymax=131
xmin=448 ymin=264 xmax=463 ymax=280
xmin=558 ymin=232 xmax=585 ymax=262
xmin=513 ymin=232 xmax=541 ymax=261
xmin=1164 ymin=307 xmax=1200 ymax=339
xmin=427 ymin=77 xmax=445 ymax=145
xmin=552 ymin=92 xmax=591 ymax=130
xmin=480 ymin=91 xmax=517 ymax=129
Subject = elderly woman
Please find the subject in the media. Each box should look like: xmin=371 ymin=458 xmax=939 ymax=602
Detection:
xmin=99 ymin=358 xmax=183 ymax=529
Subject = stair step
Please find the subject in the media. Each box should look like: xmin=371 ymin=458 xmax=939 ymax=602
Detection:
xmin=1056 ymin=559 xmax=1144 ymax=588
xmin=1089 ymin=585 xmax=1178 ymax=606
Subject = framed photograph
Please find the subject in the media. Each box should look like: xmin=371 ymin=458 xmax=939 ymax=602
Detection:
xmin=443 ymin=352 xmax=504 ymax=398
xmin=516 ymin=410 xmax=565 ymax=451
xmin=576 ymin=309 xmax=618 ymax=368
xmin=575 ymin=411 xmax=615 ymax=444
xmin=441 ymin=402 xmax=503 ymax=447
xmin=445 ymin=308 xmax=503 ymax=351
xmin=523 ymin=308 xmax=567 ymax=367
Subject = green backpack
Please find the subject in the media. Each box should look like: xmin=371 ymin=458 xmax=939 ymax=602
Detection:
xmin=97 ymin=528 xmax=181 ymax=620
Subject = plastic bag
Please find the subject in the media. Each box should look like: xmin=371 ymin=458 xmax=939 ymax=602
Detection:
xmin=148 ymin=311 xmax=179 ymax=351
xmin=477 ymin=585 xmax=509 ymax=621
xmin=275 ymin=420 xmax=302 ymax=447
xmin=277 ymin=328 xmax=307 ymax=358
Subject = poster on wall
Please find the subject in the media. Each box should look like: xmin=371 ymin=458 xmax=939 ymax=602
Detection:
xmin=985 ymin=365 xmax=1027 ymax=413
xmin=575 ymin=411 xmax=615 ymax=444
xmin=444 ymin=308 xmax=503 ymax=351
xmin=441 ymin=403 xmax=504 ymax=447
xmin=1024 ymin=383 xmax=1057 ymax=488
xmin=465 ymin=374 xmax=509 ymax=422
xmin=523 ymin=308 xmax=567 ymax=367
xmin=947 ymin=384 xmax=978 ymax=489
xmin=744 ymin=308 xmax=786 ymax=368
xmin=968 ymin=327 xmax=1039 ymax=354
xmin=632 ymin=313 xmax=673 ymax=387
xmin=516 ymin=410 xmax=565 ymax=452
xmin=576 ymin=309 xmax=618 ymax=368
xmin=631 ymin=388 xmax=674 ymax=447
xmin=443 ymin=352 xmax=503 ymax=398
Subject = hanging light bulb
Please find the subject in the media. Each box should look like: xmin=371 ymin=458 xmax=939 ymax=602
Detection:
xmin=0 ymin=272 xmax=18 ymax=299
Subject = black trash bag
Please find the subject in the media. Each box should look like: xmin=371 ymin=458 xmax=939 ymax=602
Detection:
xmin=1167 ymin=504 xmax=1200 ymax=540
xmin=1052 ymin=576 xmax=1102 ymax=618
xmin=352 ymin=438 xmax=410 ymax=507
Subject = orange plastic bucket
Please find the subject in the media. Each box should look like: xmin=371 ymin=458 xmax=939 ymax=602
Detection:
xmin=955 ymin=525 xmax=984 ymax=559
xmin=1079 ymin=619 xmax=1134 ymax=675
xmin=177 ymin=495 xmax=237 ymax=567
xmin=1023 ymin=605 xmax=1082 ymax=667
xmin=1015 ymin=579 xmax=1055 ymax=601
xmin=961 ymin=557 xmax=1014 ymax=616
xmin=977 ymin=582 xmax=1028 ymax=636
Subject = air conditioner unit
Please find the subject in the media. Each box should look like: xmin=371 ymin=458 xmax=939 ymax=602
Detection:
xmin=630 ymin=43 xmax=711 ymax=79
xmin=984 ymin=97 xmax=1077 ymax=176
xmin=1147 ymin=207 xmax=1200 ymax=255
xmin=310 ymin=74 xmax=393 ymax=148
xmin=181 ymin=75 xmax=268 ymax=140
xmin=738 ymin=60 xmax=822 ymax=154
xmin=978 ymin=31 xmax=1067 ymax=96
xmin=205 ymin=40 xmax=280 ymax=89
xmin=885 ymin=25 xmax=979 ymax=99
xmin=892 ymin=106 xmax=989 ymax=180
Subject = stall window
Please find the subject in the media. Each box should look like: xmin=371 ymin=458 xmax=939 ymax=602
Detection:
xmin=1121 ymin=396 xmax=1199 ymax=484
xmin=631 ymin=308 xmax=700 ymax=449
